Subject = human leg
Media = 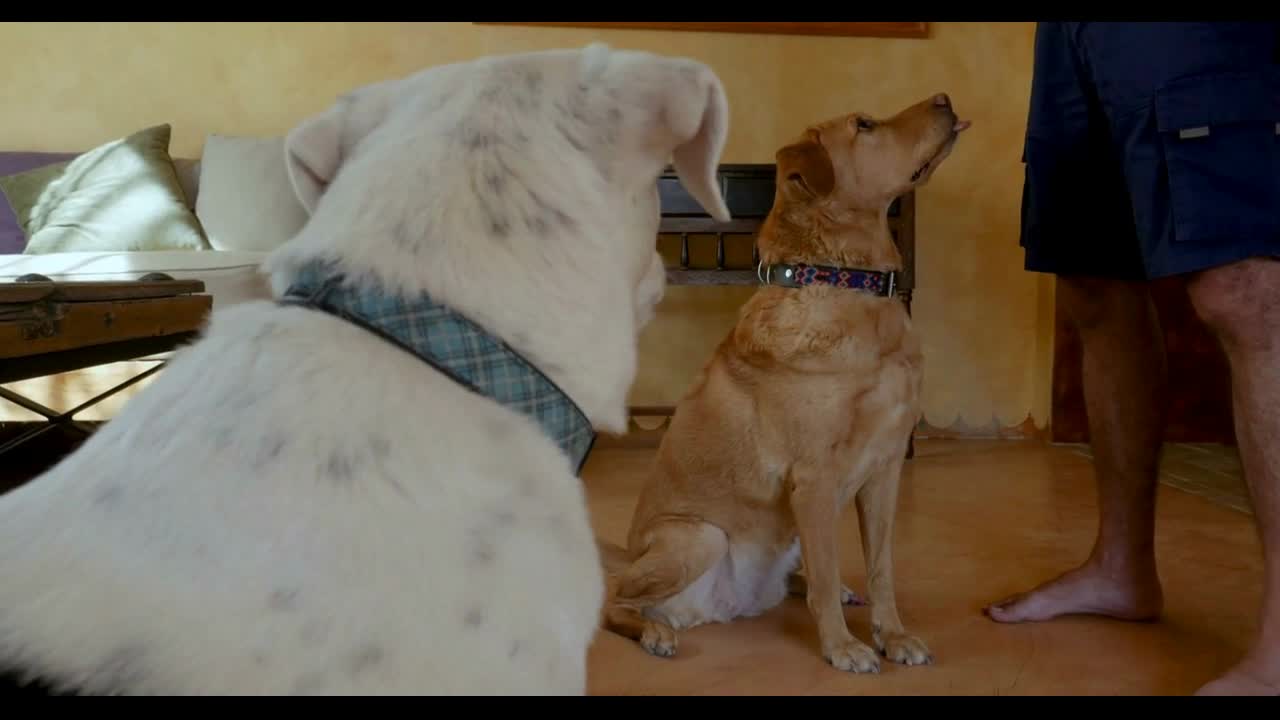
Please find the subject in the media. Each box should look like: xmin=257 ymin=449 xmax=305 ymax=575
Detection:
xmin=985 ymin=275 xmax=1168 ymax=623
xmin=989 ymin=21 xmax=1169 ymax=623
xmin=1187 ymin=259 xmax=1280 ymax=695
xmin=1020 ymin=21 xmax=1280 ymax=690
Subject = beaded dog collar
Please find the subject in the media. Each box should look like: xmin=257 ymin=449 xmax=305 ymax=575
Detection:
xmin=757 ymin=261 xmax=897 ymax=297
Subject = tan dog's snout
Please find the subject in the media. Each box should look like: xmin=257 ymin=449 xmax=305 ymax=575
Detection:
xmin=929 ymin=93 xmax=966 ymax=130
xmin=879 ymin=92 xmax=969 ymax=157
xmin=774 ymin=93 xmax=970 ymax=210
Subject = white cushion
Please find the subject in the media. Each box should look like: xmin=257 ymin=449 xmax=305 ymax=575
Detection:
xmin=0 ymin=250 xmax=273 ymax=309
xmin=194 ymin=134 xmax=309 ymax=252
xmin=3 ymin=125 xmax=211 ymax=255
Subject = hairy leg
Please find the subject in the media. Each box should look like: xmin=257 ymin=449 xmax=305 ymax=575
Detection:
xmin=986 ymin=275 xmax=1167 ymax=623
xmin=1186 ymin=258 xmax=1280 ymax=696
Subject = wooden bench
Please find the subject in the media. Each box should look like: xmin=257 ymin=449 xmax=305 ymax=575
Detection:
xmin=624 ymin=164 xmax=917 ymax=455
xmin=0 ymin=275 xmax=211 ymax=457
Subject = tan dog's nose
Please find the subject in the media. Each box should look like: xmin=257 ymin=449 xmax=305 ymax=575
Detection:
xmin=933 ymin=93 xmax=951 ymax=109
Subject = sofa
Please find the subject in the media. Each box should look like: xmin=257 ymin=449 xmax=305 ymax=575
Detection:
xmin=0 ymin=123 xmax=308 ymax=422
xmin=0 ymin=123 xmax=308 ymax=309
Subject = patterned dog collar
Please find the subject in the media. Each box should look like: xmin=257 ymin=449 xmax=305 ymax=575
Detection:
xmin=277 ymin=262 xmax=596 ymax=475
xmin=757 ymin=261 xmax=897 ymax=297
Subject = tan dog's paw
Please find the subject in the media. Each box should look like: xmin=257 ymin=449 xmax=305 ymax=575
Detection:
xmin=875 ymin=630 xmax=933 ymax=666
xmin=640 ymin=621 xmax=678 ymax=658
xmin=823 ymin=638 xmax=881 ymax=674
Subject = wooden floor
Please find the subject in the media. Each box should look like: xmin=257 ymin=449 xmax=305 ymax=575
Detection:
xmin=1 ymin=431 xmax=1261 ymax=695
xmin=580 ymin=439 xmax=1263 ymax=696
xmin=1068 ymin=441 xmax=1253 ymax=516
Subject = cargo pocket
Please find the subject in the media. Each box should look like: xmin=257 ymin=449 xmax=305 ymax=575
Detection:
xmin=1155 ymin=66 xmax=1280 ymax=245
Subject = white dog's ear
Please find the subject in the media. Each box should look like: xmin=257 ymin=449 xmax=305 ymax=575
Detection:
xmin=285 ymin=88 xmax=394 ymax=214
xmin=662 ymin=62 xmax=732 ymax=222
xmin=284 ymin=103 xmax=345 ymax=215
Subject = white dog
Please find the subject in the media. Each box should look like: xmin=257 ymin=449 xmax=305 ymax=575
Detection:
xmin=0 ymin=43 xmax=730 ymax=695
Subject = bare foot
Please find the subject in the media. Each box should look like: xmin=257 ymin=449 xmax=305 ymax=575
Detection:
xmin=1195 ymin=669 xmax=1280 ymax=695
xmin=1195 ymin=653 xmax=1280 ymax=696
xmin=983 ymin=561 xmax=1163 ymax=623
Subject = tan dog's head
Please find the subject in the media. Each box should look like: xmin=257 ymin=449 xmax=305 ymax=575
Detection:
xmin=775 ymin=93 xmax=969 ymax=212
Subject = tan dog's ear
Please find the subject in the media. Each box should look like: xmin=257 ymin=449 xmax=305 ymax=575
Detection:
xmin=661 ymin=61 xmax=732 ymax=222
xmin=284 ymin=103 xmax=345 ymax=215
xmin=776 ymin=132 xmax=835 ymax=202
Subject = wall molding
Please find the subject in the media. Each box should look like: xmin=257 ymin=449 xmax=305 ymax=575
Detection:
xmin=914 ymin=414 xmax=1044 ymax=441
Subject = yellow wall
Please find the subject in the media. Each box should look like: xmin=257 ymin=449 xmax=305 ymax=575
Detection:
xmin=0 ymin=21 xmax=1053 ymax=432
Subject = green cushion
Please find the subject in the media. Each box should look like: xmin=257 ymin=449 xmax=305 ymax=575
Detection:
xmin=0 ymin=124 xmax=209 ymax=254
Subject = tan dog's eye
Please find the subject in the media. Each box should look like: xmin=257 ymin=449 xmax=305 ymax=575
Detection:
xmin=855 ymin=117 xmax=875 ymax=132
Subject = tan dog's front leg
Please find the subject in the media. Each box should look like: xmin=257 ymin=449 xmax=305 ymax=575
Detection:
xmin=786 ymin=571 xmax=865 ymax=606
xmin=856 ymin=453 xmax=933 ymax=667
xmin=789 ymin=466 xmax=881 ymax=674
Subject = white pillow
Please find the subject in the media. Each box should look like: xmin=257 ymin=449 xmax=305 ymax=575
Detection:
xmin=194 ymin=134 xmax=309 ymax=252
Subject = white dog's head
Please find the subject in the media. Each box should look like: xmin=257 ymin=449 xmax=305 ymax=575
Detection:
xmin=263 ymin=44 xmax=729 ymax=435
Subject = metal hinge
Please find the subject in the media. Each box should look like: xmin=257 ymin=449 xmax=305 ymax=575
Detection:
xmin=0 ymin=299 xmax=65 ymax=341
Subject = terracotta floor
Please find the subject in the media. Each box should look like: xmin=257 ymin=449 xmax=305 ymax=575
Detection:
xmin=579 ymin=439 xmax=1265 ymax=696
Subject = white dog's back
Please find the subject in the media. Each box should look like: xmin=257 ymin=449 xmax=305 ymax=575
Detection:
xmin=0 ymin=303 xmax=602 ymax=694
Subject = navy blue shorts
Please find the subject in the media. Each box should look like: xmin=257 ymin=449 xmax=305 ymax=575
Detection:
xmin=1020 ymin=22 xmax=1280 ymax=280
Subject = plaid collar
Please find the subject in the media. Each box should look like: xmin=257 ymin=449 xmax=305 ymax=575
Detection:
xmin=757 ymin=261 xmax=897 ymax=297
xmin=277 ymin=261 xmax=596 ymax=476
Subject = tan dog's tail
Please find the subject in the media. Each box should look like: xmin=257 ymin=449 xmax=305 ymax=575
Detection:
xmin=593 ymin=536 xmax=633 ymax=628
xmin=595 ymin=536 xmax=632 ymax=576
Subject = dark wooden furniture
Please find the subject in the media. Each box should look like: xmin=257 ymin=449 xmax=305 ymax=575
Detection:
xmin=653 ymin=164 xmax=916 ymax=293
xmin=0 ymin=275 xmax=211 ymax=456
xmin=625 ymin=164 xmax=918 ymax=454
xmin=476 ymin=22 xmax=930 ymax=39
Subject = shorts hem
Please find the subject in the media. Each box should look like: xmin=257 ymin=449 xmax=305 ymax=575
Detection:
xmin=1023 ymin=241 xmax=1280 ymax=281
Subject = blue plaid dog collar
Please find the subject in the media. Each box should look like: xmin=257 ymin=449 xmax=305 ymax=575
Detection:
xmin=277 ymin=261 xmax=596 ymax=475
xmin=757 ymin=261 xmax=897 ymax=297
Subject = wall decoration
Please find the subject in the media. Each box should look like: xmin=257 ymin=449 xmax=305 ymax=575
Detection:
xmin=474 ymin=22 xmax=929 ymax=39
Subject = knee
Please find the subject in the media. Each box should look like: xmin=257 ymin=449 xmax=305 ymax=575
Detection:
xmin=1187 ymin=258 xmax=1280 ymax=350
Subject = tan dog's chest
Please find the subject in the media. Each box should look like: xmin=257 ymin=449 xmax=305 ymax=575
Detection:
xmin=759 ymin=347 xmax=919 ymax=505
xmin=740 ymin=288 xmax=922 ymax=493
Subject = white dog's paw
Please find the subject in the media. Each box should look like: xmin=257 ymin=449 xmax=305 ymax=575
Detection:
xmin=640 ymin=621 xmax=678 ymax=658
xmin=823 ymin=638 xmax=881 ymax=674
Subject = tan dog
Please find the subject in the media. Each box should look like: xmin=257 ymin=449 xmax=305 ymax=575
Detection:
xmin=599 ymin=94 xmax=969 ymax=674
